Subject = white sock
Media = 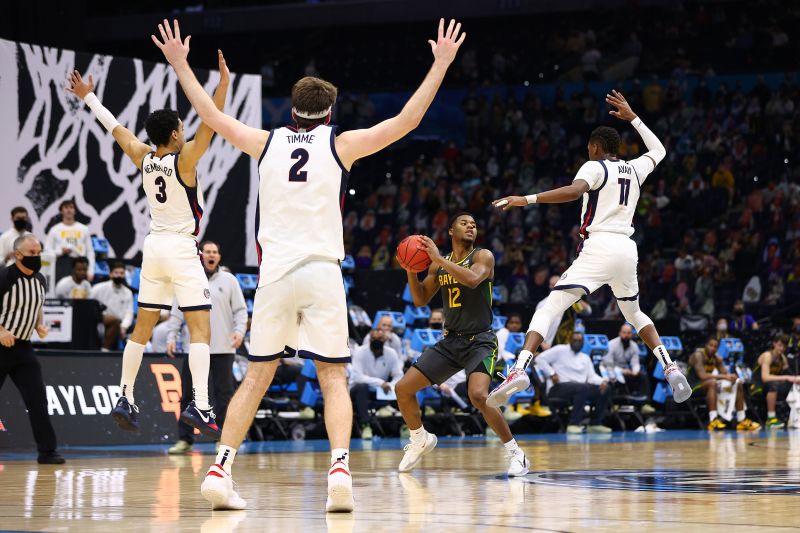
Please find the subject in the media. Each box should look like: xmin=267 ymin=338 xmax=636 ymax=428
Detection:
xmin=119 ymin=340 xmax=145 ymax=404
xmin=188 ymin=343 xmax=211 ymax=410
xmin=737 ymin=410 xmax=746 ymax=422
xmin=653 ymin=345 xmax=673 ymax=367
xmin=409 ymin=426 xmax=426 ymax=443
xmin=331 ymin=448 xmax=349 ymax=466
xmin=215 ymin=445 xmax=236 ymax=475
xmin=503 ymin=438 xmax=520 ymax=453
xmin=768 ymin=411 xmax=776 ymax=418
xmin=709 ymin=410 xmax=718 ymax=422
xmin=513 ymin=350 xmax=534 ymax=371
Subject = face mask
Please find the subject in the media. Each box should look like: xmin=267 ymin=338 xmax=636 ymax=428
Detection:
xmin=621 ymin=338 xmax=630 ymax=349
xmin=20 ymin=255 xmax=41 ymax=273
xmin=570 ymin=341 xmax=583 ymax=353
xmin=429 ymin=322 xmax=443 ymax=330
xmin=734 ymin=308 xmax=744 ymax=315
xmin=717 ymin=323 xmax=727 ymax=332
xmin=111 ymin=277 xmax=125 ymax=286
xmin=370 ymin=338 xmax=384 ymax=355
xmin=13 ymin=219 xmax=29 ymax=231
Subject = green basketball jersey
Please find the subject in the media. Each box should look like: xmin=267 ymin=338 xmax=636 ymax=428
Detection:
xmin=437 ymin=247 xmax=493 ymax=333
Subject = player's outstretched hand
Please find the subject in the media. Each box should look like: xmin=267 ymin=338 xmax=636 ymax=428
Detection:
xmin=492 ymin=196 xmax=527 ymax=211
xmin=429 ymin=18 xmax=466 ymax=66
xmin=151 ymin=19 xmax=191 ymax=66
xmin=65 ymin=70 xmax=94 ymax=100
xmin=218 ymin=49 xmax=230 ymax=86
xmin=606 ymin=90 xmax=637 ymax=122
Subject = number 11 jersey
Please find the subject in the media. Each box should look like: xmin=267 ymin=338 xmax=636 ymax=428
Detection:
xmin=256 ymin=124 xmax=348 ymax=286
xmin=142 ymin=152 xmax=204 ymax=238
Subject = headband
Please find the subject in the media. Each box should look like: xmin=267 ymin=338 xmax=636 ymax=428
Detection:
xmin=292 ymin=107 xmax=331 ymax=119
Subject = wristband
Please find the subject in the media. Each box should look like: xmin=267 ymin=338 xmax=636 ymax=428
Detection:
xmin=84 ymin=92 xmax=121 ymax=134
xmin=525 ymin=194 xmax=538 ymax=205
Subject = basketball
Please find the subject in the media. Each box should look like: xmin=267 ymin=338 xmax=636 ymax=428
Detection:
xmin=396 ymin=235 xmax=432 ymax=272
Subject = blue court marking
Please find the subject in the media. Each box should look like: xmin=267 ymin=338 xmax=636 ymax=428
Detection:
xmin=0 ymin=430 xmax=790 ymax=462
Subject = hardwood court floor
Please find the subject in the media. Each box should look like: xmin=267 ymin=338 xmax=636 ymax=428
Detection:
xmin=2 ymin=431 xmax=800 ymax=532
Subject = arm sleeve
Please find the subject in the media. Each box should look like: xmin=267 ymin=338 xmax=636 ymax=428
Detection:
xmin=585 ymin=356 xmax=604 ymax=385
xmin=165 ymin=302 xmax=184 ymax=344
xmin=628 ymin=117 xmax=666 ymax=182
xmin=535 ymin=347 xmax=558 ymax=377
xmin=573 ymin=161 xmax=605 ymax=190
xmin=229 ymin=277 xmax=248 ymax=335
xmin=121 ymin=290 xmax=134 ymax=330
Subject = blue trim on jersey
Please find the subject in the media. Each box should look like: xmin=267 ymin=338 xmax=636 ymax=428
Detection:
xmin=553 ymin=283 xmax=590 ymax=295
xmin=298 ymin=349 xmax=351 ymax=364
xmin=615 ymin=292 xmax=639 ymax=301
xmin=248 ymin=351 xmax=285 ymax=362
xmin=597 ymin=160 xmax=609 ymax=190
xmin=173 ymin=152 xmax=203 ymax=236
xmin=329 ymin=125 xmax=349 ymax=175
xmin=285 ymin=346 xmax=297 ymax=356
xmin=258 ymin=130 xmax=275 ymax=166
xmin=137 ymin=302 xmax=172 ymax=311
xmin=179 ymin=304 xmax=212 ymax=312
xmin=631 ymin=164 xmax=642 ymax=187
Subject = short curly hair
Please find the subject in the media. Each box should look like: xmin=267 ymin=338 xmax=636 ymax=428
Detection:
xmin=589 ymin=126 xmax=621 ymax=155
xmin=145 ymin=109 xmax=180 ymax=147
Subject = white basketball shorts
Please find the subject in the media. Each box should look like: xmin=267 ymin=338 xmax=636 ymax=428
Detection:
xmin=249 ymin=260 xmax=350 ymax=363
xmin=138 ymin=233 xmax=211 ymax=312
xmin=555 ymin=232 xmax=640 ymax=301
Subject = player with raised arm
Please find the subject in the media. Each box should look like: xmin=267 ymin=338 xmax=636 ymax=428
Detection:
xmin=486 ymin=90 xmax=691 ymax=408
xmin=394 ymin=213 xmax=529 ymax=477
xmin=152 ymin=18 xmax=465 ymax=513
xmin=65 ymin=51 xmax=230 ymax=437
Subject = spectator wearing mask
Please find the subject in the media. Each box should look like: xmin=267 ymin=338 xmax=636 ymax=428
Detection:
xmin=601 ymin=324 xmax=654 ymax=414
xmin=751 ymin=335 xmax=797 ymax=430
xmin=45 ymin=200 xmax=96 ymax=282
xmin=349 ymin=327 xmax=403 ymax=439
xmin=428 ymin=308 xmax=444 ymax=330
xmin=91 ymin=262 xmax=133 ymax=350
xmin=686 ymin=337 xmax=760 ymax=431
xmin=0 ymin=207 xmax=32 ymax=265
xmin=535 ymin=332 xmax=612 ymax=434
xmin=54 ymin=256 xmax=91 ymax=299
xmin=715 ymin=318 xmax=731 ymax=341
xmin=729 ymin=300 xmax=759 ymax=332
xmin=361 ymin=314 xmax=403 ymax=358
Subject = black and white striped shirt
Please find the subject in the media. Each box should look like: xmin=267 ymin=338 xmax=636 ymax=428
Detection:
xmin=0 ymin=265 xmax=46 ymax=341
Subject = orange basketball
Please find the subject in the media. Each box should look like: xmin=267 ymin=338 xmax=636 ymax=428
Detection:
xmin=396 ymin=235 xmax=432 ymax=273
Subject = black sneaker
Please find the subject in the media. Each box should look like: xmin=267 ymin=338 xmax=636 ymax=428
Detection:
xmin=111 ymin=396 xmax=140 ymax=432
xmin=180 ymin=401 xmax=221 ymax=438
xmin=37 ymin=451 xmax=66 ymax=464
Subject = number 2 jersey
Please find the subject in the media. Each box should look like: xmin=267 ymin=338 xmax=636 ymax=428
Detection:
xmin=256 ymin=124 xmax=348 ymax=286
xmin=572 ymin=154 xmax=657 ymax=239
xmin=141 ymin=152 xmax=204 ymax=238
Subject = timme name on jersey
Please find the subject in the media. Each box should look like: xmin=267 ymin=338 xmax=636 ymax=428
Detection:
xmin=142 ymin=152 xmax=204 ymax=237
xmin=256 ymin=124 xmax=347 ymax=286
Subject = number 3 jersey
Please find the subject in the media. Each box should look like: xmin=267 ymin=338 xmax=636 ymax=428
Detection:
xmin=141 ymin=152 xmax=204 ymax=238
xmin=256 ymin=124 xmax=348 ymax=286
xmin=572 ymin=154 xmax=657 ymax=238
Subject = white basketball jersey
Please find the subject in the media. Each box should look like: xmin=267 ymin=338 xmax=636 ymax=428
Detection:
xmin=573 ymin=156 xmax=656 ymax=238
xmin=256 ymin=125 xmax=348 ymax=286
xmin=141 ymin=152 xmax=204 ymax=237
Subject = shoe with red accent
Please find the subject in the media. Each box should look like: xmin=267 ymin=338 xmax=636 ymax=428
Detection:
xmin=201 ymin=464 xmax=246 ymax=510
xmin=486 ymin=369 xmax=531 ymax=408
xmin=326 ymin=455 xmax=354 ymax=513
xmin=180 ymin=401 xmax=221 ymax=438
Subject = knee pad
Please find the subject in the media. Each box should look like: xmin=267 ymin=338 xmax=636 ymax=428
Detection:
xmin=528 ymin=289 xmax=582 ymax=337
xmin=617 ymin=299 xmax=654 ymax=332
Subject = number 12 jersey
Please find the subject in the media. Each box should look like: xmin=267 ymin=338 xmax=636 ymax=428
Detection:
xmin=256 ymin=124 xmax=349 ymax=286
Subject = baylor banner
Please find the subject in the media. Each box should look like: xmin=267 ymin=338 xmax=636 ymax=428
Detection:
xmin=0 ymin=351 xmax=211 ymax=448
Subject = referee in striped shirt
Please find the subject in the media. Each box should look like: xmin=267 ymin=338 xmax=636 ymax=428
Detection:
xmin=0 ymin=235 xmax=64 ymax=464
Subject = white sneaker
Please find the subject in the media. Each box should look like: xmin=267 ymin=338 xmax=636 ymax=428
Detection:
xmin=201 ymin=464 xmax=246 ymax=510
xmin=398 ymin=432 xmax=438 ymax=473
xmin=506 ymin=449 xmax=529 ymax=477
xmin=486 ymin=369 xmax=530 ymax=408
xmin=326 ymin=457 xmax=354 ymax=513
xmin=665 ymin=363 xmax=691 ymax=403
